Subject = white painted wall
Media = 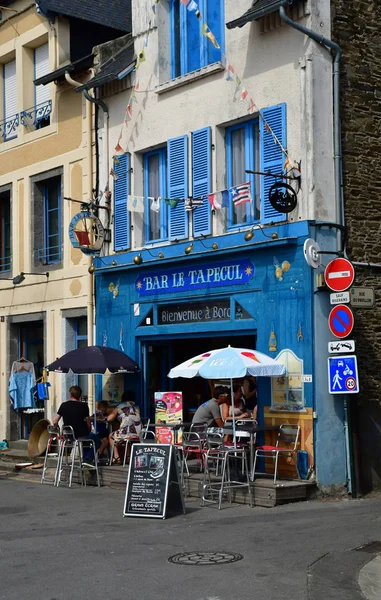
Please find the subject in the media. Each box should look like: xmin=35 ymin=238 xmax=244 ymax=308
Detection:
xmin=99 ymin=0 xmax=336 ymax=250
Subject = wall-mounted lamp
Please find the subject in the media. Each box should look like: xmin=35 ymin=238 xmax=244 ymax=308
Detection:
xmin=12 ymin=272 xmax=49 ymax=285
xmin=184 ymin=242 xmax=194 ymax=255
xmin=199 ymin=237 xmax=219 ymax=250
xmin=133 ymin=253 xmax=143 ymax=265
xmin=244 ymin=226 xmax=278 ymax=242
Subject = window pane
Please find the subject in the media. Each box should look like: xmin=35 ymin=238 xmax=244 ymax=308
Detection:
xmin=186 ymin=7 xmax=201 ymax=72
xmin=0 ymin=192 xmax=11 ymax=271
xmin=172 ymin=0 xmax=181 ymax=78
xmin=231 ymin=128 xmax=247 ymax=225
xmin=77 ymin=317 xmax=87 ymax=337
xmin=48 ymin=209 xmax=58 ymax=236
xmin=148 ymin=154 xmax=161 ymax=240
xmin=47 ymin=182 xmax=59 ymax=209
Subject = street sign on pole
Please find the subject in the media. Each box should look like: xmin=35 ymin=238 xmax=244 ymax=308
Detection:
xmin=328 ymin=355 xmax=359 ymax=394
xmin=350 ymin=287 xmax=375 ymax=308
xmin=325 ymin=258 xmax=355 ymax=292
xmin=328 ymin=305 xmax=354 ymax=338
xmin=328 ymin=340 xmax=356 ymax=354
xmin=330 ymin=291 xmax=350 ymax=305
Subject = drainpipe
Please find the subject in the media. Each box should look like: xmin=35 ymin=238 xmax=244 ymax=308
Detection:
xmin=65 ymin=72 xmax=101 ymax=415
xmin=279 ymin=4 xmax=343 ymax=252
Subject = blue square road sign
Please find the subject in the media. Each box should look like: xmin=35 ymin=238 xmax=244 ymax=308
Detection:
xmin=328 ymin=355 xmax=359 ymax=394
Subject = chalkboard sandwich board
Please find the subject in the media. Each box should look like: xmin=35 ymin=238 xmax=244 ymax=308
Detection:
xmin=123 ymin=444 xmax=185 ymax=519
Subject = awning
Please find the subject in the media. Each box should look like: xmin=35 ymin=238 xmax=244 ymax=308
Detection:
xmin=226 ymin=0 xmax=303 ymax=30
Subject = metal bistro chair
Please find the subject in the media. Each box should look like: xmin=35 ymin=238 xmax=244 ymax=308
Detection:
xmin=200 ymin=444 xmax=252 ymax=510
xmin=252 ymin=423 xmax=301 ymax=484
xmin=122 ymin=419 xmax=155 ymax=467
xmin=41 ymin=425 xmax=63 ymax=485
xmin=56 ymin=426 xmax=100 ymax=488
xmin=180 ymin=423 xmax=208 ymax=485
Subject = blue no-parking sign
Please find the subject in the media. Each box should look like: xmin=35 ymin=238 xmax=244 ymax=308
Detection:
xmin=328 ymin=355 xmax=359 ymax=394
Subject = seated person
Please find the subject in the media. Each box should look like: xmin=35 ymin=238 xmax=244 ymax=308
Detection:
xmin=243 ymin=376 xmax=258 ymax=421
xmin=221 ymin=385 xmax=248 ymax=421
xmin=108 ymin=393 xmax=142 ymax=465
xmin=191 ymin=386 xmax=230 ymax=428
xmin=90 ymin=400 xmax=110 ymax=458
xmin=53 ymin=385 xmax=108 ymax=466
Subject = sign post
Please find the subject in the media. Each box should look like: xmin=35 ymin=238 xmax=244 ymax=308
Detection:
xmin=325 ymin=258 xmax=355 ymax=292
xmin=328 ymin=305 xmax=354 ymax=339
xmin=123 ymin=444 xmax=185 ymax=519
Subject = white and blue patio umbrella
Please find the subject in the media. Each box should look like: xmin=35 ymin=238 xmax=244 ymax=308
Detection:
xmin=168 ymin=346 xmax=286 ymax=445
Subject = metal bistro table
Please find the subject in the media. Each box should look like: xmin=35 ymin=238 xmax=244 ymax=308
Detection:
xmin=223 ymin=421 xmax=280 ymax=481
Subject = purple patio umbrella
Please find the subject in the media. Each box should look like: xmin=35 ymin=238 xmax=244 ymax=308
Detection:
xmin=47 ymin=346 xmax=140 ymax=430
xmin=47 ymin=346 xmax=140 ymax=375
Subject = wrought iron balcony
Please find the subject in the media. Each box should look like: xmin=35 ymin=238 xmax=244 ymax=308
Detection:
xmin=0 ymin=114 xmax=19 ymax=141
xmin=20 ymin=100 xmax=52 ymax=129
xmin=37 ymin=244 xmax=62 ymax=265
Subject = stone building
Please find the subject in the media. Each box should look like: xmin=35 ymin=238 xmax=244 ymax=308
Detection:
xmin=332 ymin=0 xmax=381 ymax=493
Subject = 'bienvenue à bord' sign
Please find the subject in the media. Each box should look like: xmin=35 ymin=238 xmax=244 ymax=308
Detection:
xmin=135 ymin=259 xmax=255 ymax=296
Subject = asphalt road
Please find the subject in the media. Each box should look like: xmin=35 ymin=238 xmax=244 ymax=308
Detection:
xmin=0 ymin=477 xmax=380 ymax=600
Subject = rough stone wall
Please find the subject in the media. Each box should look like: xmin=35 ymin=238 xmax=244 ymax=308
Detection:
xmin=332 ymin=0 xmax=381 ymax=492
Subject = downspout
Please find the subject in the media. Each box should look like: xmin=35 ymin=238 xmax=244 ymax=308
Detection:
xmin=279 ymin=4 xmax=343 ymax=253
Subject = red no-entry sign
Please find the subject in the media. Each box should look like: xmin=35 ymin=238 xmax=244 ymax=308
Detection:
xmin=324 ymin=258 xmax=355 ymax=292
xmin=329 ymin=305 xmax=354 ymax=339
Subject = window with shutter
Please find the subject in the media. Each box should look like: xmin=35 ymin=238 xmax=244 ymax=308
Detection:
xmin=192 ymin=126 xmax=211 ymax=237
xmin=0 ymin=189 xmax=11 ymax=273
xmin=168 ymin=135 xmax=188 ymax=241
xmin=34 ymin=44 xmax=50 ymax=106
xmin=3 ymin=60 xmax=18 ymax=140
xmin=170 ymin=0 xmax=223 ymax=79
xmin=260 ymin=103 xmax=287 ymax=224
xmin=114 ymin=154 xmax=131 ymax=251
xmin=225 ymin=103 xmax=287 ymax=228
xmin=43 ymin=176 xmax=62 ymax=264
xmin=144 ymin=148 xmax=167 ymax=243
xmin=226 ymin=121 xmax=259 ymax=228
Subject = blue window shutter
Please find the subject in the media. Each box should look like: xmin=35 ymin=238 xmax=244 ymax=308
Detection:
xmin=168 ymin=135 xmax=188 ymax=241
xmin=192 ymin=126 xmax=211 ymax=237
xmin=260 ymin=103 xmax=287 ymax=224
xmin=114 ymin=154 xmax=130 ymax=251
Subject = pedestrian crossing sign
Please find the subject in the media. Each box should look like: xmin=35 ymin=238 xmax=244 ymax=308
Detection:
xmin=328 ymin=355 xmax=359 ymax=394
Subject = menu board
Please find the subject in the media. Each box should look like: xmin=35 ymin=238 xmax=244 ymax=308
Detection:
xmin=155 ymin=391 xmax=183 ymax=444
xmin=123 ymin=444 xmax=185 ymax=519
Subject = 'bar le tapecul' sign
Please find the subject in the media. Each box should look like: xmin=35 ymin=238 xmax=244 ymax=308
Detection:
xmin=135 ymin=259 xmax=255 ymax=296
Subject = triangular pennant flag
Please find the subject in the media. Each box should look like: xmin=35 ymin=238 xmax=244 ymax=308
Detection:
xmin=113 ymin=157 xmax=120 ymax=166
xmin=180 ymin=0 xmax=190 ymax=4
xmin=228 ymin=64 xmax=235 ymax=73
xmin=130 ymin=91 xmax=138 ymax=103
xmin=127 ymin=105 xmax=132 ymax=119
xmin=135 ymin=81 xmax=140 ymax=91
xmin=247 ymin=99 xmax=256 ymax=113
xmin=241 ymin=89 xmax=248 ymax=100
xmin=187 ymin=0 xmax=198 ymax=10
xmin=165 ymin=198 xmax=180 ymax=209
xmin=144 ymin=33 xmax=149 ymax=47
xmin=284 ymin=156 xmax=291 ymax=171
xmin=207 ymin=193 xmax=221 ymax=210
xmin=110 ymin=169 xmax=119 ymax=181
xmin=195 ymin=10 xmax=202 ymax=20
xmin=201 ymin=22 xmax=220 ymax=49
xmin=115 ymin=141 xmax=124 ymax=153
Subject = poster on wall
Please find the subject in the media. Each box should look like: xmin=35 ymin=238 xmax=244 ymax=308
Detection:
xmin=155 ymin=392 xmax=183 ymax=444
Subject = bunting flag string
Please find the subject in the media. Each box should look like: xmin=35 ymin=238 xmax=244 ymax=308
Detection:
xmin=125 ymin=182 xmax=252 ymax=216
xmin=112 ymin=0 xmax=296 ymax=189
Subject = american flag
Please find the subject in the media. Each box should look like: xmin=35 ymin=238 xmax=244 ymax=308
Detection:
xmin=230 ymin=182 xmax=252 ymax=206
